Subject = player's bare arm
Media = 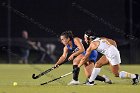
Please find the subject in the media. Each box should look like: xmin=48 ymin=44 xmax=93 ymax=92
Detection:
xmin=90 ymin=41 xmax=99 ymax=50
xmin=55 ymin=46 xmax=68 ymax=66
xmin=73 ymin=37 xmax=85 ymax=56
xmin=68 ymin=37 xmax=85 ymax=60
xmin=78 ymin=44 xmax=93 ymax=67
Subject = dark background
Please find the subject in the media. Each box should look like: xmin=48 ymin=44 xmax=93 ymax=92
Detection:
xmin=0 ymin=0 xmax=140 ymax=64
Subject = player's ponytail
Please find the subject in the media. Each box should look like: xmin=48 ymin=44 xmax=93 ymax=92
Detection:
xmin=85 ymin=30 xmax=96 ymax=40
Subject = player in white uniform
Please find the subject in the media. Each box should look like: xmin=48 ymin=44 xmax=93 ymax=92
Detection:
xmin=75 ymin=30 xmax=139 ymax=85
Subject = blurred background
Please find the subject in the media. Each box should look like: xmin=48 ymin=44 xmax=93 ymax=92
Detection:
xmin=0 ymin=0 xmax=140 ymax=64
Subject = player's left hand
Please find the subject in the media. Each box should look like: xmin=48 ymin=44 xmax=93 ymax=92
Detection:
xmin=54 ymin=64 xmax=60 ymax=68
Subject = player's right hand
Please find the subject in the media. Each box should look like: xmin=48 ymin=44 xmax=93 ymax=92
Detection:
xmin=54 ymin=64 xmax=60 ymax=68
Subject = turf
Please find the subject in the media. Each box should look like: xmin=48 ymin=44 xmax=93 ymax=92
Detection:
xmin=0 ymin=64 xmax=140 ymax=93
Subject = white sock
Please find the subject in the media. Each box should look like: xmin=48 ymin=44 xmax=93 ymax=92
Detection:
xmin=119 ymin=71 xmax=136 ymax=79
xmin=89 ymin=68 xmax=101 ymax=82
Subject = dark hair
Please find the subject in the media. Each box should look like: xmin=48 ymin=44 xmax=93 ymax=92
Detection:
xmin=60 ymin=31 xmax=74 ymax=40
xmin=85 ymin=29 xmax=96 ymax=40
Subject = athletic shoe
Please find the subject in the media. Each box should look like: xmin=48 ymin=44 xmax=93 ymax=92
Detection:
xmin=102 ymin=75 xmax=112 ymax=84
xmin=85 ymin=81 xmax=95 ymax=86
xmin=67 ymin=79 xmax=80 ymax=85
xmin=132 ymin=74 xmax=139 ymax=85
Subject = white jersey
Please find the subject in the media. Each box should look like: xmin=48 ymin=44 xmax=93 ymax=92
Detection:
xmin=92 ymin=38 xmax=121 ymax=65
xmin=92 ymin=38 xmax=111 ymax=54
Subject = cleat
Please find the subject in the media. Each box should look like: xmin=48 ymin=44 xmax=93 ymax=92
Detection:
xmin=102 ymin=75 xmax=112 ymax=84
xmin=68 ymin=79 xmax=80 ymax=85
xmin=132 ymin=74 xmax=139 ymax=85
xmin=85 ymin=81 xmax=95 ymax=86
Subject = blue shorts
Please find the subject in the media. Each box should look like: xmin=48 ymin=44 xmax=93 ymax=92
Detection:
xmin=82 ymin=50 xmax=98 ymax=63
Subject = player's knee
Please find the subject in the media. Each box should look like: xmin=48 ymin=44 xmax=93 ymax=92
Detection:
xmin=73 ymin=61 xmax=79 ymax=65
xmin=73 ymin=59 xmax=80 ymax=65
xmin=95 ymin=62 xmax=103 ymax=68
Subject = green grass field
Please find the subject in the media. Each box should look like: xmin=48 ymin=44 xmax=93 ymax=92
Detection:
xmin=0 ymin=64 xmax=140 ymax=93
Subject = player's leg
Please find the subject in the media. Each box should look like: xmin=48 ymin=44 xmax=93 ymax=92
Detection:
xmin=119 ymin=70 xmax=139 ymax=85
xmin=68 ymin=54 xmax=83 ymax=85
xmin=84 ymin=61 xmax=112 ymax=84
xmin=24 ymin=50 xmax=29 ymax=64
xmin=83 ymin=50 xmax=98 ymax=78
xmin=21 ymin=49 xmax=29 ymax=64
xmin=88 ymin=55 xmax=109 ymax=85
xmin=119 ymin=70 xmax=138 ymax=78
xmin=115 ymin=64 xmax=140 ymax=84
xmin=112 ymin=67 xmax=140 ymax=85
xmin=109 ymin=64 xmax=120 ymax=77
xmin=83 ymin=61 xmax=94 ymax=78
xmin=73 ymin=54 xmax=83 ymax=81
xmin=110 ymin=53 xmax=139 ymax=85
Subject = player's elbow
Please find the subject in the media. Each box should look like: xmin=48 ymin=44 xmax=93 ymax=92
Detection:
xmin=80 ymin=48 xmax=85 ymax=53
xmin=81 ymin=49 xmax=85 ymax=53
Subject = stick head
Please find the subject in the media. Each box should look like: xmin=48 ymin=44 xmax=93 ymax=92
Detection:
xmin=40 ymin=83 xmax=44 ymax=85
xmin=32 ymin=74 xmax=39 ymax=79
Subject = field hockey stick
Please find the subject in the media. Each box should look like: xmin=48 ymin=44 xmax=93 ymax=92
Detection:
xmin=32 ymin=66 xmax=56 ymax=79
xmin=40 ymin=72 xmax=72 ymax=85
xmin=32 ymin=60 xmax=69 ymax=79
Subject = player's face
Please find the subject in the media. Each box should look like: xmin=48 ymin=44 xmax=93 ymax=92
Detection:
xmin=84 ymin=35 xmax=89 ymax=44
xmin=60 ymin=35 xmax=70 ymax=45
